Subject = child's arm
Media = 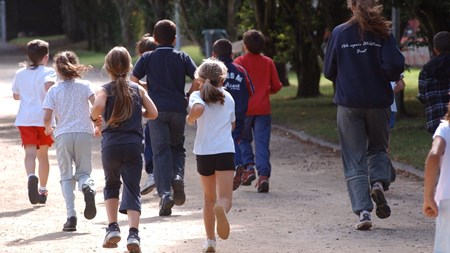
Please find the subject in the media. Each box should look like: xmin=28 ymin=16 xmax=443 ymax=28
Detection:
xmin=138 ymin=85 xmax=158 ymax=119
xmin=423 ymin=135 xmax=445 ymax=218
xmin=44 ymin=81 xmax=55 ymax=92
xmin=186 ymin=103 xmax=204 ymax=125
xmin=90 ymin=88 xmax=107 ymax=136
xmin=393 ymin=79 xmax=405 ymax=93
xmin=43 ymin=109 xmax=54 ymax=136
xmin=13 ymin=93 xmax=20 ymax=100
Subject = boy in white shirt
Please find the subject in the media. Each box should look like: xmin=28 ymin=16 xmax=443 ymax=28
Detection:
xmin=12 ymin=39 xmax=56 ymax=205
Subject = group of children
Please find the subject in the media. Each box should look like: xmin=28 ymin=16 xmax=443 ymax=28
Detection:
xmin=12 ymin=19 xmax=282 ymax=253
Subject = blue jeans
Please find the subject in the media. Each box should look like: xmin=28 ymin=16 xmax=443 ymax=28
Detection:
xmin=239 ymin=115 xmax=272 ymax=177
xmin=232 ymin=113 xmax=246 ymax=168
xmin=144 ymin=121 xmax=153 ymax=174
xmin=148 ymin=112 xmax=186 ymax=197
xmin=337 ymin=106 xmax=392 ymax=215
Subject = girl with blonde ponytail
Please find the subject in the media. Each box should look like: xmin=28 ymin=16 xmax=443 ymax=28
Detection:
xmin=186 ymin=58 xmax=235 ymax=252
xmin=90 ymin=46 xmax=157 ymax=253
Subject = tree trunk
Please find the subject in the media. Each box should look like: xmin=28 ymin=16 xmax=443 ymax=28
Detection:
xmin=297 ymin=41 xmax=321 ymax=97
xmin=60 ymin=0 xmax=84 ymax=42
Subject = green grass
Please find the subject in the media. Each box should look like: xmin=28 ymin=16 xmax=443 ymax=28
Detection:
xmin=272 ymin=69 xmax=430 ymax=169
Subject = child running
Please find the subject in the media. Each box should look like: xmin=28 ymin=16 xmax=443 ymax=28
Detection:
xmin=42 ymin=51 xmax=97 ymax=232
xmin=12 ymin=39 xmax=56 ymax=205
xmin=423 ymin=102 xmax=450 ymax=252
xmin=90 ymin=46 xmax=158 ymax=253
xmin=186 ymin=58 xmax=235 ymax=252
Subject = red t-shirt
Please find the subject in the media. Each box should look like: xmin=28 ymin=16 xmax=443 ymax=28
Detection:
xmin=234 ymin=53 xmax=282 ymax=115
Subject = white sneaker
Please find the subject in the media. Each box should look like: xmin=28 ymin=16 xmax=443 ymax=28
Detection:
xmin=355 ymin=210 xmax=372 ymax=230
xmin=202 ymin=239 xmax=216 ymax=252
xmin=141 ymin=174 xmax=156 ymax=195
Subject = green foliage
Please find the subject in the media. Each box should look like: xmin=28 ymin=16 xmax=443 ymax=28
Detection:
xmin=181 ymin=45 xmax=204 ymax=66
xmin=272 ymin=69 xmax=430 ymax=170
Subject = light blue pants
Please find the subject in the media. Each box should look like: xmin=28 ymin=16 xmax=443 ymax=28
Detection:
xmin=337 ymin=106 xmax=392 ymax=215
xmin=434 ymin=199 xmax=450 ymax=253
xmin=56 ymin=133 xmax=94 ymax=218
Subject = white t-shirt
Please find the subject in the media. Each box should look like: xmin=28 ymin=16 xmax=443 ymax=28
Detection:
xmin=189 ymin=87 xmax=235 ymax=155
xmin=12 ymin=66 xmax=57 ymax=126
xmin=433 ymin=121 xmax=450 ymax=205
xmin=43 ymin=79 xmax=95 ymax=137
xmin=390 ymin=81 xmax=397 ymax=112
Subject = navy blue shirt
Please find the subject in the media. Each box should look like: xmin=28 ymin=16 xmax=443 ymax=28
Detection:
xmin=324 ymin=22 xmax=405 ymax=108
xmin=132 ymin=44 xmax=197 ymax=113
xmin=219 ymin=56 xmax=254 ymax=119
xmin=101 ymin=81 xmax=143 ymax=148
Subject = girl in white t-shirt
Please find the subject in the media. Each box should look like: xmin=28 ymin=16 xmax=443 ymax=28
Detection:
xmin=186 ymin=59 xmax=235 ymax=253
xmin=43 ymin=51 xmax=96 ymax=232
xmin=423 ymin=103 xmax=450 ymax=252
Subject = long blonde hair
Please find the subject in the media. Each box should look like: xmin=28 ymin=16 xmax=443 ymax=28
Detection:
xmin=103 ymin=46 xmax=134 ymax=127
xmin=347 ymin=0 xmax=391 ymax=39
xmin=195 ymin=58 xmax=228 ymax=104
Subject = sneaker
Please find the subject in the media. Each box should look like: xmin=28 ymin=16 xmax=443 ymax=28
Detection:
xmin=103 ymin=222 xmax=121 ymax=248
xmin=172 ymin=175 xmax=186 ymax=206
xmin=82 ymin=185 xmax=97 ymax=220
xmin=202 ymin=239 xmax=216 ymax=253
xmin=256 ymin=176 xmax=269 ymax=193
xmin=127 ymin=231 xmax=141 ymax=253
xmin=371 ymin=182 xmax=391 ymax=219
xmin=38 ymin=189 xmax=48 ymax=204
xmin=233 ymin=165 xmax=245 ymax=191
xmin=27 ymin=175 xmax=39 ymax=204
xmin=141 ymin=174 xmax=156 ymax=195
xmin=213 ymin=205 xmax=230 ymax=240
xmin=241 ymin=169 xmax=256 ymax=186
xmin=63 ymin=216 xmax=77 ymax=232
xmin=159 ymin=193 xmax=175 ymax=216
xmin=355 ymin=210 xmax=372 ymax=230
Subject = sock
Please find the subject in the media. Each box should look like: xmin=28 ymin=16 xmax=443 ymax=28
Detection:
xmin=28 ymin=173 xmax=36 ymax=178
xmin=39 ymin=186 xmax=47 ymax=192
xmin=129 ymin=227 xmax=139 ymax=234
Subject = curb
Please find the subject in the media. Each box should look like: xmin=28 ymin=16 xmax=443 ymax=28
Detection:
xmin=273 ymin=125 xmax=424 ymax=179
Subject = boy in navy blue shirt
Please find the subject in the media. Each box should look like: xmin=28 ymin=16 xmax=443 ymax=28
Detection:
xmin=131 ymin=19 xmax=197 ymax=216
xmin=212 ymin=39 xmax=254 ymax=191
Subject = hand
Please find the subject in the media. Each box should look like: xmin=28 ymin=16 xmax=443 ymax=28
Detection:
xmin=91 ymin=115 xmax=103 ymax=127
xmin=44 ymin=127 xmax=54 ymax=136
xmin=186 ymin=115 xmax=195 ymax=126
xmin=423 ymin=198 xmax=438 ymax=218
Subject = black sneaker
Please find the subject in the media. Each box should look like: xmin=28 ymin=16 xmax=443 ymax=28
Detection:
xmin=371 ymin=182 xmax=391 ymax=219
xmin=172 ymin=175 xmax=186 ymax=206
xmin=63 ymin=216 xmax=77 ymax=232
xmin=103 ymin=222 xmax=121 ymax=248
xmin=127 ymin=230 xmax=141 ymax=253
xmin=355 ymin=211 xmax=372 ymax=230
xmin=82 ymin=185 xmax=96 ymax=220
xmin=38 ymin=189 xmax=48 ymax=204
xmin=27 ymin=175 xmax=39 ymax=204
xmin=159 ymin=193 xmax=175 ymax=216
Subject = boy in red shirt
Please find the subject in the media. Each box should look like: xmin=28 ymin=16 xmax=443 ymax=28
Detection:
xmin=234 ymin=30 xmax=282 ymax=192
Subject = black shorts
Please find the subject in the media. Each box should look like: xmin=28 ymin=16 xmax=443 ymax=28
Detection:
xmin=196 ymin=153 xmax=235 ymax=176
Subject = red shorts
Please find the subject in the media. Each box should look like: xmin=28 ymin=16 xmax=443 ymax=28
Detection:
xmin=18 ymin=126 xmax=54 ymax=148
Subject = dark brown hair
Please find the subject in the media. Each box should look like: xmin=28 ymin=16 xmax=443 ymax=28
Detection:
xmin=54 ymin=51 xmax=91 ymax=80
xmin=194 ymin=58 xmax=228 ymax=105
xmin=25 ymin=39 xmax=49 ymax=67
xmin=347 ymin=0 xmax=391 ymax=39
xmin=154 ymin=19 xmax=176 ymax=45
xmin=243 ymin=30 xmax=265 ymax=54
xmin=103 ymin=46 xmax=134 ymax=127
xmin=433 ymin=31 xmax=450 ymax=53
xmin=213 ymin=39 xmax=232 ymax=58
xmin=136 ymin=33 xmax=157 ymax=55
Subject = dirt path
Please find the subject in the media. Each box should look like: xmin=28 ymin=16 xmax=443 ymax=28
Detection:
xmin=0 ymin=47 xmax=435 ymax=253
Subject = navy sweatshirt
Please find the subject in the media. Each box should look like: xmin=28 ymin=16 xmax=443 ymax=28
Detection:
xmin=324 ymin=22 xmax=405 ymax=108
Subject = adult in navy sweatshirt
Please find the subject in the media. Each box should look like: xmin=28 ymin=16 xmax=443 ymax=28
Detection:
xmin=323 ymin=0 xmax=404 ymax=231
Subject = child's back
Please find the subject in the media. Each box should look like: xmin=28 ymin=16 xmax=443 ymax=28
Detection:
xmin=13 ymin=65 xmax=56 ymax=126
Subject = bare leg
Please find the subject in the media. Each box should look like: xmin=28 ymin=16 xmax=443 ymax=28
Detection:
xmin=215 ymin=170 xmax=234 ymax=213
xmin=36 ymin=145 xmax=50 ymax=187
xmin=127 ymin=210 xmax=140 ymax=229
xmin=24 ymin=144 xmax=37 ymax=176
xmin=105 ymin=198 xmax=119 ymax=224
xmin=200 ymin=174 xmax=217 ymax=240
